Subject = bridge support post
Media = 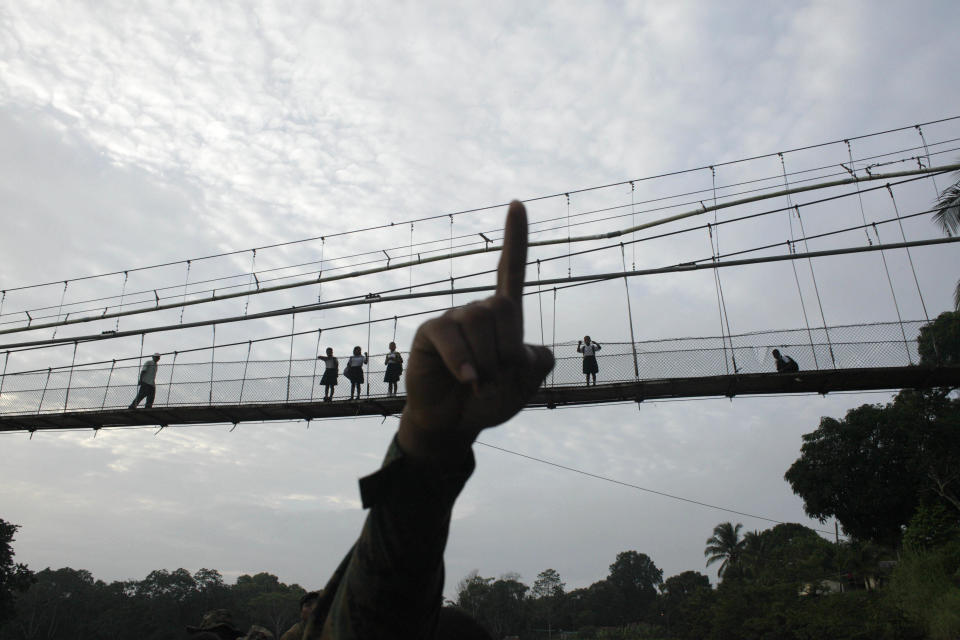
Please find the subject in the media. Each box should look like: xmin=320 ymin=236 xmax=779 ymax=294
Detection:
xmin=101 ymin=360 xmax=116 ymax=409
xmin=37 ymin=368 xmax=51 ymax=414
xmin=63 ymin=341 xmax=78 ymax=412
xmin=0 ymin=351 xmax=8 ymax=400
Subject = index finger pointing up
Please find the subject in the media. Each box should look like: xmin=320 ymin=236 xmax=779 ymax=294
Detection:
xmin=496 ymin=200 xmax=528 ymax=305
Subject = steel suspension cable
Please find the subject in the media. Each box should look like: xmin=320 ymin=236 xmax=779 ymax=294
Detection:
xmin=51 ymin=282 xmax=68 ymax=340
xmin=916 ymin=125 xmax=941 ymax=197
xmin=886 ymin=184 xmax=930 ymax=321
xmin=5 ymin=163 xmax=959 ymax=337
xmin=782 ymin=151 xmax=835 ymax=367
xmin=709 ymin=166 xmax=737 ymax=373
xmin=846 ymin=141 xmax=875 ymax=245
xmin=537 ymin=260 xmax=545 ymax=346
xmin=179 ymin=261 xmax=191 ymax=324
xmin=619 ymin=245 xmax=640 ymax=378
xmin=566 ymin=193 xmax=572 ymax=278
xmin=116 ymin=271 xmax=128 ymax=331
xmin=3 ymin=235 xmax=957 ymax=355
xmin=5 ymin=119 xmax=960 ymax=308
xmin=244 ymin=250 xmax=257 ymax=316
xmin=872 ymin=222 xmax=913 ymax=364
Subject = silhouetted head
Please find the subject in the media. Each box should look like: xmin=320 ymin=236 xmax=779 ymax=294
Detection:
xmin=300 ymin=590 xmax=322 ymax=621
xmin=772 ymin=349 xmax=781 ymax=359
xmin=326 ymin=347 xmax=333 ymax=356
xmin=389 ymin=341 xmax=397 ymax=351
xmin=353 ymin=346 xmax=362 ymax=355
xmin=583 ymin=335 xmax=591 ymax=344
xmin=186 ymin=609 xmax=244 ymax=639
xmin=152 ymin=352 xmax=161 ymax=361
xmin=436 ymin=607 xmax=492 ymax=640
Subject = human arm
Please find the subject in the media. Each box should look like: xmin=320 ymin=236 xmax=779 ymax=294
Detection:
xmin=309 ymin=201 xmax=553 ymax=639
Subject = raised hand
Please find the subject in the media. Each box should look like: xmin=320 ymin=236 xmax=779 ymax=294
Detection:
xmin=397 ymin=201 xmax=554 ymax=462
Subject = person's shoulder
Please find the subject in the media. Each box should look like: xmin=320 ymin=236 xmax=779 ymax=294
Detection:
xmin=279 ymin=622 xmax=302 ymax=640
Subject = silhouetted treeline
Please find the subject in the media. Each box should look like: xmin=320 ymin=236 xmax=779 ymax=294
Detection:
xmin=449 ymin=528 xmax=951 ymax=640
xmin=0 ymin=567 xmax=304 ymax=640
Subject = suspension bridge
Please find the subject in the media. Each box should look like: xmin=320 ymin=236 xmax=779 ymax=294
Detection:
xmin=2 ymin=117 xmax=959 ymax=434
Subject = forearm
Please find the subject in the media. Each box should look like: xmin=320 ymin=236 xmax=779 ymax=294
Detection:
xmin=314 ymin=433 xmax=474 ymax=639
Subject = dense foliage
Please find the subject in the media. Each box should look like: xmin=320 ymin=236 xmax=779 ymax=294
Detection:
xmin=0 ymin=521 xmax=34 ymax=629
xmin=784 ymin=387 xmax=960 ymax=546
xmin=0 ymin=566 xmax=304 ymax=640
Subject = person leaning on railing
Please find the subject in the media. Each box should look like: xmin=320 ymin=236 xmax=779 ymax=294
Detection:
xmin=303 ymin=201 xmax=554 ymax=640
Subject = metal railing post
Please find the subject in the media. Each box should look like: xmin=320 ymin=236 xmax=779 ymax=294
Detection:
xmin=366 ymin=304 xmax=372 ymax=398
xmin=310 ymin=329 xmax=321 ymax=401
xmin=286 ymin=314 xmax=295 ymax=401
xmin=0 ymin=351 xmax=8 ymax=400
xmin=165 ymin=351 xmax=178 ymax=406
xmin=101 ymin=360 xmax=116 ymax=409
xmin=209 ymin=324 xmax=216 ymax=405
xmin=63 ymin=341 xmax=78 ymax=411
xmin=239 ymin=341 xmax=252 ymax=403
xmin=37 ymin=368 xmax=51 ymax=414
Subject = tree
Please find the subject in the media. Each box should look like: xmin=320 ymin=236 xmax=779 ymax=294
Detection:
xmin=933 ymin=168 xmax=960 ymax=309
xmin=531 ymin=569 xmax=565 ymax=638
xmin=783 ymin=389 xmax=960 ymax=545
xmin=453 ymin=571 xmax=528 ymax=639
xmin=918 ymin=311 xmax=960 ymax=366
xmin=738 ymin=523 xmax=836 ymax=587
xmin=606 ymin=551 xmax=662 ymax=624
xmin=704 ymin=522 xmax=746 ymax=580
xmin=902 ymin=502 xmax=960 ymax=552
xmin=659 ymin=571 xmax=712 ymax=638
xmin=0 ymin=520 xmax=33 ymax=629
xmin=531 ymin=568 xmax=565 ymax=600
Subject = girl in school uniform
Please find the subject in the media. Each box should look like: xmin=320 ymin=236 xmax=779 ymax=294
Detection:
xmin=577 ymin=335 xmax=601 ymax=386
xmin=318 ymin=347 xmax=339 ymax=402
xmin=383 ymin=342 xmax=404 ymax=397
xmin=345 ymin=346 xmax=369 ymax=400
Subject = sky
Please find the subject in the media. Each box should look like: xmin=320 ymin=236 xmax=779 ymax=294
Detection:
xmin=2 ymin=0 xmax=960 ymax=603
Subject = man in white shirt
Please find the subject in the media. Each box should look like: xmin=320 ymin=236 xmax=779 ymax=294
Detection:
xmin=129 ymin=352 xmax=161 ymax=409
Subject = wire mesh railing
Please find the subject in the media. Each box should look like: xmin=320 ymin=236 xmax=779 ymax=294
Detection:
xmin=0 ymin=321 xmax=931 ymax=415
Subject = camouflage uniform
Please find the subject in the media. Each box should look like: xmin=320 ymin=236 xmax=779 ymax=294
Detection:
xmin=304 ymin=436 xmax=475 ymax=639
xmin=244 ymin=625 xmax=275 ymax=640
xmin=279 ymin=622 xmax=303 ymax=640
xmin=187 ymin=609 xmax=245 ymax=639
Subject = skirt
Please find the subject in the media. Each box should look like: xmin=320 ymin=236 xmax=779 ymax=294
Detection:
xmin=582 ymin=355 xmax=599 ymax=374
xmin=384 ymin=362 xmax=403 ymax=383
xmin=320 ymin=369 xmax=338 ymax=386
xmin=345 ymin=366 xmax=364 ymax=384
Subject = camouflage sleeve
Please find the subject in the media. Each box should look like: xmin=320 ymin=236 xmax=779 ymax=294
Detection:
xmin=304 ymin=435 xmax=475 ymax=640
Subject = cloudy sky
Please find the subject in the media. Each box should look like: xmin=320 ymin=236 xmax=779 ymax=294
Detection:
xmin=2 ymin=0 xmax=960 ymax=602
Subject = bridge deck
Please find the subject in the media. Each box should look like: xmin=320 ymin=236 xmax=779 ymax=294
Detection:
xmin=1 ymin=366 xmax=957 ymax=433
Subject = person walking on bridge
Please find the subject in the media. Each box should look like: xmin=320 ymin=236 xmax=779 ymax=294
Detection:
xmin=129 ymin=352 xmax=160 ymax=409
xmin=577 ymin=336 xmax=601 ymax=386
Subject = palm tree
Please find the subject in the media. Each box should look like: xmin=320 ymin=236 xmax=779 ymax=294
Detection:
xmin=933 ymin=169 xmax=960 ymax=309
xmin=704 ymin=522 xmax=746 ymax=579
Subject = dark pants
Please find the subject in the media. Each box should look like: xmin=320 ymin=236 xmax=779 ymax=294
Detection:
xmin=130 ymin=383 xmax=156 ymax=409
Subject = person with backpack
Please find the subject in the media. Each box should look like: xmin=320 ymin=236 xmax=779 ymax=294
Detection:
xmin=772 ymin=349 xmax=800 ymax=373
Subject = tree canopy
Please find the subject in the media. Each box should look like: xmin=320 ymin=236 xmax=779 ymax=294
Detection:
xmin=784 ymin=388 xmax=960 ymax=545
xmin=0 ymin=520 xmax=33 ymax=629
